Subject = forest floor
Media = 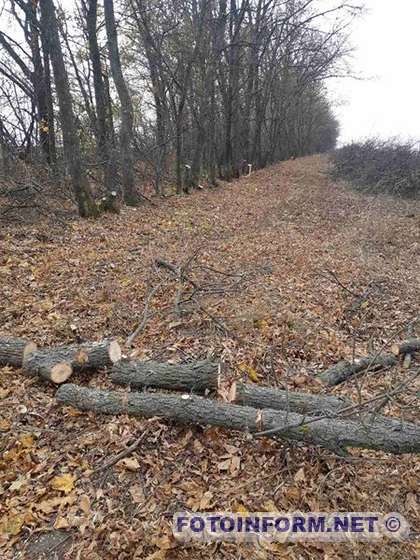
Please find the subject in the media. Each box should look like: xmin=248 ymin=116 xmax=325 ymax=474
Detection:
xmin=0 ymin=154 xmax=419 ymax=559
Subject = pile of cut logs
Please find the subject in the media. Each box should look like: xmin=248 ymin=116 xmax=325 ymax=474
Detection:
xmin=1 ymin=335 xmax=419 ymax=456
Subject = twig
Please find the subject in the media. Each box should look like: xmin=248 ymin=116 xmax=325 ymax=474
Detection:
xmin=126 ymin=283 xmax=162 ymax=347
xmin=92 ymin=430 xmax=149 ymax=474
xmin=323 ymin=269 xmax=362 ymax=298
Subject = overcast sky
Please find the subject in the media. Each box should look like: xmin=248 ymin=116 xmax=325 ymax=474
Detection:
xmin=330 ymin=0 xmax=420 ymax=144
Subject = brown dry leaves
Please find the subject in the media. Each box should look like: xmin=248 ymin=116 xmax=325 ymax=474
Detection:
xmin=0 ymin=155 xmax=419 ymax=559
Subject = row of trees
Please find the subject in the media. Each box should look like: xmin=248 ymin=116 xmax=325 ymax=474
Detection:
xmin=0 ymin=0 xmax=359 ymax=217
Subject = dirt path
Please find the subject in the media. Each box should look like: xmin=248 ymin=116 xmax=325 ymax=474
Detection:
xmin=0 ymin=155 xmax=419 ymax=559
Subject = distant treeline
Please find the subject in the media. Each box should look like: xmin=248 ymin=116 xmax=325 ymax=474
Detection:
xmin=0 ymin=0 xmax=360 ymax=217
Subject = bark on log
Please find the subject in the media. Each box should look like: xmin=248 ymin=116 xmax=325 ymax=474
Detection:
xmin=0 ymin=337 xmax=37 ymax=367
xmin=23 ymin=340 xmax=121 ymax=384
xmin=391 ymin=339 xmax=420 ymax=357
xmin=231 ymin=382 xmax=351 ymax=415
xmin=317 ymin=354 xmax=397 ymax=386
xmin=71 ymin=340 xmax=122 ymax=370
xmin=111 ymin=360 xmax=219 ymax=392
xmin=23 ymin=352 xmax=73 ymax=384
xmin=56 ymin=384 xmax=420 ymax=455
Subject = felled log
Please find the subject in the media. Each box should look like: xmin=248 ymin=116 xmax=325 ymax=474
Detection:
xmin=317 ymin=354 xmax=397 ymax=386
xmin=111 ymin=360 xmax=219 ymax=392
xmin=230 ymin=382 xmax=351 ymax=415
xmin=56 ymin=384 xmax=420 ymax=455
xmin=391 ymin=339 xmax=420 ymax=357
xmin=23 ymin=340 xmax=121 ymax=384
xmin=70 ymin=340 xmax=122 ymax=370
xmin=23 ymin=351 xmax=73 ymax=384
xmin=0 ymin=336 xmax=37 ymax=367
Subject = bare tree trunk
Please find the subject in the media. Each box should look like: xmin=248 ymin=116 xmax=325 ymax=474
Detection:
xmin=39 ymin=0 xmax=98 ymax=217
xmin=84 ymin=0 xmax=119 ymax=212
xmin=103 ymin=0 xmax=140 ymax=206
xmin=28 ymin=3 xmax=53 ymax=165
xmin=39 ymin=24 xmax=57 ymax=168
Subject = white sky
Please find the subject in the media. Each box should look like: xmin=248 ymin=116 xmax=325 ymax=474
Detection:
xmin=329 ymin=0 xmax=420 ymax=144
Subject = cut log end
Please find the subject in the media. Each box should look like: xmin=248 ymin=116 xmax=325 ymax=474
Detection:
xmin=22 ymin=341 xmax=38 ymax=361
xmin=109 ymin=340 xmax=122 ymax=363
xmin=391 ymin=339 xmax=420 ymax=357
xmin=228 ymin=381 xmax=237 ymax=403
xmin=391 ymin=344 xmax=400 ymax=356
xmin=50 ymin=363 xmax=73 ymax=384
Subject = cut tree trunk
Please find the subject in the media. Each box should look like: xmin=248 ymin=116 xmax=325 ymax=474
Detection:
xmin=23 ymin=340 xmax=121 ymax=384
xmin=56 ymin=384 xmax=420 ymax=455
xmin=111 ymin=360 xmax=219 ymax=392
xmin=391 ymin=339 xmax=420 ymax=356
xmin=317 ymin=354 xmax=397 ymax=386
xmin=70 ymin=340 xmax=122 ymax=370
xmin=0 ymin=337 xmax=37 ymax=367
xmin=23 ymin=352 xmax=73 ymax=384
xmin=230 ymin=382 xmax=351 ymax=415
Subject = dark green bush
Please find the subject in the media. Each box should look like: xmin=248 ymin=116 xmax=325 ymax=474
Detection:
xmin=331 ymin=139 xmax=420 ymax=197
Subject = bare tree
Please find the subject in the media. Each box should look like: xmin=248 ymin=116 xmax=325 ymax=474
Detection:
xmin=82 ymin=0 xmax=119 ymax=212
xmin=103 ymin=0 xmax=139 ymax=205
xmin=39 ymin=0 xmax=98 ymax=217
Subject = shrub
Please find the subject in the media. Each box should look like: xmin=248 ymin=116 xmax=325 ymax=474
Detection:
xmin=330 ymin=138 xmax=420 ymax=197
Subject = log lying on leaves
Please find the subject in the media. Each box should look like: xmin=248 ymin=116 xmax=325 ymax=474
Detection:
xmin=391 ymin=339 xmax=420 ymax=357
xmin=317 ymin=354 xmax=397 ymax=386
xmin=111 ymin=360 xmax=219 ymax=392
xmin=71 ymin=340 xmax=122 ymax=370
xmin=23 ymin=340 xmax=121 ymax=384
xmin=230 ymin=382 xmax=351 ymax=415
xmin=23 ymin=351 xmax=73 ymax=384
xmin=230 ymin=382 xmax=412 ymax=435
xmin=0 ymin=337 xmax=37 ymax=367
xmin=56 ymin=384 xmax=420 ymax=455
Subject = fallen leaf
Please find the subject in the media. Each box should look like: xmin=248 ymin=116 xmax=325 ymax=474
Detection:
xmin=129 ymin=484 xmax=145 ymax=504
xmin=79 ymin=495 xmax=91 ymax=515
xmin=36 ymin=495 xmax=76 ymax=514
xmin=0 ymin=419 xmax=11 ymax=432
xmin=199 ymin=491 xmax=213 ymax=509
xmin=1 ymin=514 xmax=24 ymax=536
xmin=54 ymin=516 xmax=70 ymax=529
xmin=294 ymin=467 xmax=305 ymax=483
xmin=51 ymin=474 xmax=76 ymax=494
xmin=117 ymin=457 xmax=141 ymax=471
xmin=19 ymin=434 xmax=35 ymax=448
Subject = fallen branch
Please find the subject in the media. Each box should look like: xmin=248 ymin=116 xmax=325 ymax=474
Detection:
xmin=230 ymin=382 xmax=351 ymax=415
xmin=111 ymin=360 xmax=219 ymax=393
xmin=126 ymin=283 xmax=162 ymax=347
xmin=23 ymin=340 xmax=121 ymax=384
xmin=0 ymin=336 xmax=37 ymax=367
xmin=56 ymin=384 xmax=420 ymax=455
xmin=317 ymin=354 xmax=398 ymax=386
